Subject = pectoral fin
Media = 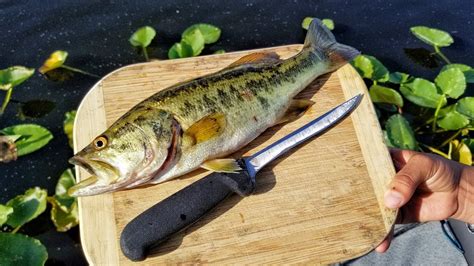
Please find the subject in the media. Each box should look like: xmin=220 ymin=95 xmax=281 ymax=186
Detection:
xmin=227 ymin=52 xmax=281 ymax=68
xmin=185 ymin=113 xmax=226 ymax=145
xmin=201 ymin=158 xmax=242 ymax=173
xmin=276 ymin=99 xmax=315 ymax=125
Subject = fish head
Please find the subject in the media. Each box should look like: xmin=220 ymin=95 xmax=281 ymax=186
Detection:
xmin=68 ymin=109 xmax=181 ymax=196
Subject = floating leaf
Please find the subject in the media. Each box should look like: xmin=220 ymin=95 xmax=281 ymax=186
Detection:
xmin=54 ymin=169 xmax=76 ymax=211
xmin=456 ymin=97 xmax=474 ymax=119
xmin=400 ymin=78 xmax=446 ymax=108
xmin=168 ymin=41 xmax=194 ymax=59
xmin=437 ymin=110 xmax=469 ymax=130
xmin=388 ymin=72 xmax=410 ymax=84
xmin=450 ymin=140 xmax=472 ymax=165
xmin=0 ymin=232 xmax=48 ymax=266
xmin=0 ymin=136 xmax=18 ymax=163
xmin=49 ymin=199 xmax=78 ymax=232
xmin=410 ymin=26 xmax=454 ymax=47
xmin=182 ymin=28 xmax=205 ymax=56
xmin=383 ymin=130 xmax=395 ymax=148
xmin=0 ymin=124 xmax=53 ymax=156
xmin=39 ymin=50 xmax=68 ymax=74
xmin=5 ymin=187 xmax=47 ymax=228
xmin=213 ymin=49 xmax=225 ymax=54
xmin=435 ymin=68 xmax=466 ymax=99
xmin=0 ymin=66 xmax=35 ymax=90
xmin=322 ymin=19 xmax=335 ymax=30
xmin=302 ymin=17 xmax=334 ymax=30
xmin=442 ymin=64 xmax=474 ymax=83
xmin=63 ymin=110 xmax=76 ymax=148
xmin=351 ymin=55 xmax=389 ymax=82
xmin=0 ymin=204 xmax=13 ymax=226
xmin=438 ymin=104 xmax=455 ymax=117
xmin=369 ymin=84 xmax=404 ymax=107
xmin=19 ymin=100 xmax=55 ymax=119
xmin=404 ymin=48 xmax=439 ymax=68
xmin=182 ymin=23 xmax=221 ymax=44
xmin=385 ymin=114 xmax=417 ymax=150
xmin=129 ymin=26 xmax=156 ymax=48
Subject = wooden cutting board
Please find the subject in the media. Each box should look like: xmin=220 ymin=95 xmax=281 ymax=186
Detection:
xmin=73 ymin=44 xmax=397 ymax=265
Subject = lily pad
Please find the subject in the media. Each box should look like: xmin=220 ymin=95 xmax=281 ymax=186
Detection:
xmin=410 ymin=26 xmax=454 ymax=47
xmin=437 ymin=110 xmax=470 ymax=130
xmin=54 ymin=169 xmax=76 ymax=211
xmin=0 ymin=204 xmax=13 ymax=226
xmin=369 ymin=84 xmax=404 ymax=107
xmin=0 ymin=66 xmax=35 ymax=90
xmin=388 ymin=72 xmax=410 ymax=84
xmin=385 ymin=114 xmax=418 ymax=150
xmin=39 ymin=50 xmax=68 ymax=74
xmin=129 ymin=26 xmax=156 ymax=48
xmin=49 ymin=199 xmax=78 ymax=232
xmin=456 ymin=97 xmax=474 ymax=119
xmin=435 ymin=68 xmax=466 ymax=99
xmin=182 ymin=23 xmax=221 ymax=44
xmin=0 ymin=124 xmax=53 ymax=156
xmin=450 ymin=140 xmax=472 ymax=165
xmin=63 ymin=110 xmax=76 ymax=148
xmin=442 ymin=64 xmax=474 ymax=83
xmin=400 ymin=78 xmax=446 ymax=108
xmin=0 ymin=232 xmax=48 ymax=266
xmin=5 ymin=187 xmax=47 ymax=228
xmin=213 ymin=49 xmax=225 ymax=54
xmin=168 ymin=41 xmax=194 ymax=59
xmin=302 ymin=17 xmax=334 ymax=30
xmin=351 ymin=55 xmax=389 ymax=82
xmin=182 ymin=28 xmax=205 ymax=56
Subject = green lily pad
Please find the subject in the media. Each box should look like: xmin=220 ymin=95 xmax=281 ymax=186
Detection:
xmin=351 ymin=55 xmax=389 ymax=82
xmin=182 ymin=23 xmax=221 ymax=44
xmin=400 ymin=78 xmax=446 ymax=108
xmin=49 ymin=198 xmax=78 ymax=232
xmin=442 ymin=64 xmax=474 ymax=83
xmin=369 ymin=84 xmax=404 ymax=107
xmin=168 ymin=41 xmax=194 ymax=59
xmin=388 ymin=72 xmax=410 ymax=84
xmin=5 ymin=187 xmax=47 ymax=228
xmin=182 ymin=28 xmax=205 ymax=56
xmin=54 ymin=169 xmax=76 ymax=211
xmin=385 ymin=114 xmax=417 ymax=150
xmin=0 ymin=204 xmax=13 ymax=226
xmin=63 ymin=110 xmax=76 ymax=148
xmin=0 ymin=66 xmax=35 ymax=90
xmin=437 ymin=110 xmax=470 ymax=130
xmin=410 ymin=26 xmax=454 ymax=47
xmin=435 ymin=68 xmax=466 ymax=99
xmin=456 ymin=97 xmax=474 ymax=119
xmin=129 ymin=26 xmax=156 ymax=48
xmin=0 ymin=124 xmax=53 ymax=156
xmin=0 ymin=232 xmax=47 ymax=266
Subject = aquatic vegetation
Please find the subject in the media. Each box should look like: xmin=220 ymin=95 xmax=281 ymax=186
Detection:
xmin=169 ymin=23 xmax=221 ymax=59
xmin=0 ymin=66 xmax=35 ymax=114
xmin=39 ymin=50 xmax=99 ymax=79
xmin=302 ymin=17 xmax=334 ymax=30
xmin=129 ymin=26 xmax=156 ymax=61
xmin=349 ymin=26 xmax=474 ymax=164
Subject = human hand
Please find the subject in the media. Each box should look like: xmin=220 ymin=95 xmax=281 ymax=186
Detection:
xmin=375 ymin=149 xmax=474 ymax=253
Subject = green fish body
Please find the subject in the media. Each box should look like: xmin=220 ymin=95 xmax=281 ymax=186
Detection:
xmin=69 ymin=19 xmax=359 ymax=196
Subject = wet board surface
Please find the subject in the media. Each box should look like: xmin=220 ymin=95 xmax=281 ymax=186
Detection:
xmin=73 ymin=44 xmax=397 ymax=265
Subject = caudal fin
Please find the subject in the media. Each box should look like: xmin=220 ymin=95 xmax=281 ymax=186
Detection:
xmin=304 ymin=18 xmax=360 ymax=69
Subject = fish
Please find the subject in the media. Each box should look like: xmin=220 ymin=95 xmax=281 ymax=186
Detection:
xmin=68 ymin=19 xmax=360 ymax=196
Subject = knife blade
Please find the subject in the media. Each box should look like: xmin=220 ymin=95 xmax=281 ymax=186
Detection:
xmin=120 ymin=94 xmax=363 ymax=261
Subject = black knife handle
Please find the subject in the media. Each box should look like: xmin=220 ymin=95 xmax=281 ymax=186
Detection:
xmin=120 ymin=166 xmax=255 ymax=261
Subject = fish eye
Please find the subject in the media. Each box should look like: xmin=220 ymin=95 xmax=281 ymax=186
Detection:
xmin=93 ymin=136 xmax=108 ymax=150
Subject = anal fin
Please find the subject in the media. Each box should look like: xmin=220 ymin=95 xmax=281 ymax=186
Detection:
xmin=201 ymin=158 xmax=242 ymax=173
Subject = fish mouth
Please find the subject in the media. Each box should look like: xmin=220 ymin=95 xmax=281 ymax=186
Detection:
xmin=68 ymin=155 xmax=121 ymax=196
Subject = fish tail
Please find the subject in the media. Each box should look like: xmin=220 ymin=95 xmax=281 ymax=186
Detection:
xmin=304 ymin=18 xmax=360 ymax=69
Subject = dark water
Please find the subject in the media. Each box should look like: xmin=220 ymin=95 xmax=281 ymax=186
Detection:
xmin=0 ymin=1 xmax=473 ymax=264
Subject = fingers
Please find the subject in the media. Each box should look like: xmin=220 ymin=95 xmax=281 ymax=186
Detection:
xmin=385 ymin=151 xmax=435 ymax=209
xmin=375 ymin=228 xmax=394 ymax=253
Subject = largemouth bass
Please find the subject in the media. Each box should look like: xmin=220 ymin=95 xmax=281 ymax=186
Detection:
xmin=68 ymin=19 xmax=359 ymax=196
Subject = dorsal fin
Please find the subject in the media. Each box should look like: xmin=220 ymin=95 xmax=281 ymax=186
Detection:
xmin=227 ymin=52 xmax=281 ymax=68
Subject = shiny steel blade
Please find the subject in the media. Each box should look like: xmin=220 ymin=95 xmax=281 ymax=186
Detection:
xmin=243 ymin=94 xmax=363 ymax=178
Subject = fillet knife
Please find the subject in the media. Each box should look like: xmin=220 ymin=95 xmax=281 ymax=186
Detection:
xmin=120 ymin=94 xmax=363 ymax=261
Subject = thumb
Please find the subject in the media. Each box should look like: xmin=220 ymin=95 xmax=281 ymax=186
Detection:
xmin=384 ymin=151 xmax=433 ymax=209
